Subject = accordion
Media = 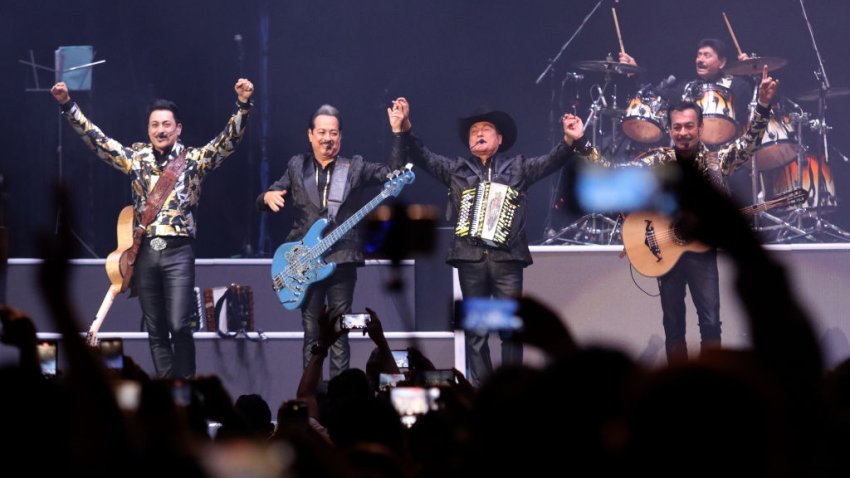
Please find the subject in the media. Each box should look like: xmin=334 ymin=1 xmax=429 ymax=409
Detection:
xmin=189 ymin=284 xmax=255 ymax=333
xmin=455 ymin=181 xmax=520 ymax=248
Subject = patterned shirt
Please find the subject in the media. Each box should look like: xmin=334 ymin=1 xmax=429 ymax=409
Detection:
xmin=62 ymin=101 xmax=251 ymax=237
xmin=587 ymin=103 xmax=772 ymax=190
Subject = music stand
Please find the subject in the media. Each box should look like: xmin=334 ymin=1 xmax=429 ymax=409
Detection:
xmin=19 ymin=46 xmax=106 ymax=257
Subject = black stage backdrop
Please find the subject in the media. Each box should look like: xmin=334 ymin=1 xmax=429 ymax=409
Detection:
xmin=3 ymin=0 xmax=850 ymax=258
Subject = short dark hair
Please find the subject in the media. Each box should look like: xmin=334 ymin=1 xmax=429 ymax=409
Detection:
xmin=697 ymin=38 xmax=728 ymax=61
xmin=147 ymin=99 xmax=181 ymax=124
xmin=309 ymin=104 xmax=342 ymax=131
xmin=667 ymin=101 xmax=703 ymax=127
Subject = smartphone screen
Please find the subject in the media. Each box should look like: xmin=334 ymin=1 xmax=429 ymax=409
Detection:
xmin=172 ymin=378 xmax=192 ymax=407
xmin=379 ymin=372 xmax=407 ymax=391
xmin=569 ymin=161 xmax=679 ymax=215
xmin=99 ymin=338 xmax=124 ymax=370
xmin=341 ymin=313 xmax=371 ymax=329
xmin=391 ymin=350 xmax=409 ymax=370
xmin=458 ymin=297 xmax=522 ymax=335
xmin=423 ymin=369 xmax=455 ymax=387
xmin=37 ymin=340 xmax=58 ymax=377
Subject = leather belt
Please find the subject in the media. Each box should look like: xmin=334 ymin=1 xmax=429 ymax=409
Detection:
xmin=146 ymin=236 xmax=192 ymax=251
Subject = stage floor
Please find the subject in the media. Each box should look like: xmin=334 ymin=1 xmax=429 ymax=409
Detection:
xmin=5 ymin=244 xmax=850 ymax=404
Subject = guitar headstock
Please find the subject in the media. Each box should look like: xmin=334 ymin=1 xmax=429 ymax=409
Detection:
xmin=777 ymin=188 xmax=809 ymax=208
xmin=383 ymin=163 xmax=415 ymax=197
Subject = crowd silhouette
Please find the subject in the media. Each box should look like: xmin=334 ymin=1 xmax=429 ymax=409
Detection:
xmin=2 ymin=164 xmax=848 ymax=477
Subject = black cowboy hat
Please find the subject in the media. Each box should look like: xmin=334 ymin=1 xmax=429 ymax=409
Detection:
xmin=458 ymin=108 xmax=517 ymax=153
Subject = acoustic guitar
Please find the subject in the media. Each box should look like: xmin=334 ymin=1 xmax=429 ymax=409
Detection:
xmin=86 ymin=205 xmax=134 ymax=346
xmin=622 ymin=188 xmax=808 ymax=278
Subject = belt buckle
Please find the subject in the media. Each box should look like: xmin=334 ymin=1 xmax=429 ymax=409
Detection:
xmin=150 ymin=237 xmax=167 ymax=251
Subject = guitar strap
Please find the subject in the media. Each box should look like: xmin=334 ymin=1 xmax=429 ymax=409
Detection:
xmin=326 ymin=156 xmax=350 ymax=222
xmin=122 ymin=149 xmax=188 ymax=294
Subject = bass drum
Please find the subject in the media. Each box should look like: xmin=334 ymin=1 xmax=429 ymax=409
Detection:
xmin=622 ymin=93 xmax=667 ymax=144
xmin=761 ymin=154 xmax=838 ymax=211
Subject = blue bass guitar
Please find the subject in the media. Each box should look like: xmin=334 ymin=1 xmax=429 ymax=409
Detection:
xmin=271 ymin=164 xmax=415 ymax=310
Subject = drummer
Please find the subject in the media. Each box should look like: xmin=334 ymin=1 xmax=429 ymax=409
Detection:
xmin=620 ymin=38 xmax=754 ymax=142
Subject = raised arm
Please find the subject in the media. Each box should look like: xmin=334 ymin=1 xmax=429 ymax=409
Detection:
xmin=195 ymin=78 xmax=255 ymax=173
xmin=388 ymin=97 xmax=456 ymax=184
xmin=51 ymin=81 xmax=134 ymax=174
xmin=719 ymin=66 xmax=779 ymax=175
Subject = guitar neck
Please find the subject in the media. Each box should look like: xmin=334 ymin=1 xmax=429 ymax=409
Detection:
xmin=87 ymin=284 xmax=121 ymax=346
xmin=312 ymin=190 xmax=388 ymax=256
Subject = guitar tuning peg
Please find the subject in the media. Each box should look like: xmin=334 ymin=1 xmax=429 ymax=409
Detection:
xmin=405 ymin=163 xmax=413 ymax=170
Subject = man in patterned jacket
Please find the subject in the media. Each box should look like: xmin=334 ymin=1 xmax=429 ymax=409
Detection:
xmin=586 ymin=66 xmax=779 ymax=363
xmin=50 ymin=78 xmax=254 ymax=378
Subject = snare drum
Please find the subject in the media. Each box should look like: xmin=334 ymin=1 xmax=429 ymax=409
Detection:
xmin=753 ymin=115 xmax=800 ymax=170
xmin=687 ymin=83 xmax=737 ymax=145
xmin=622 ymin=93 xmax=667 ymax=143
xmin=762 ymin=154 xmax=838 ymax=211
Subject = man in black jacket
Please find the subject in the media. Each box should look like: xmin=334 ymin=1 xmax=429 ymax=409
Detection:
xmin=258 ymin=104 xmax=391 ymax=378
xmin=388 ymin=98 xmax=588 ymax=386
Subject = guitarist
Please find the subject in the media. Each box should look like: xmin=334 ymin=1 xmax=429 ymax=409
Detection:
xmin=388 ymin=98 xmax=590 ymax=386
xmin=585 ymin=67 xmax=780 ymax=363
xmin=257 ymin=104 xmax=392 ymax=379
xmin=50 ymin=79 xmax=255 ymax=379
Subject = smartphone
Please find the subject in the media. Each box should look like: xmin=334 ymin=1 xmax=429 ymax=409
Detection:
xmin=113 ymin=380 xmax=142 ymax=411
xmin=172 ymin=378 xmax=192 ymax=407
xmin=391 ymin=350 xmax=409 ymax=370
xmin=279 ymin=399 xmax=309 ymax=423
xmin=456 ymin=297 xmax=522 ymax=335
xmin=423 ymin=369 xmax=456 ymax=387
xmin=566 ymin=161 xmax=679 ymax=215
xmin=379 ymin=372 xmax=407 ymax=391
xmin=341 ymin=313 xmax=371 ymax=330
xmin=99 ymin=338 xmax=124 ymax=370
xmin=390 ymin=386 xmax=441 ymax=428
xmin=389 ymin=386 xmax=430 ymax=416
xmin=37 ymin=340 xmax=58 ymax=377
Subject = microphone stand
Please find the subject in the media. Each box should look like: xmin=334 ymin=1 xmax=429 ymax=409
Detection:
xmin=535 ymin=0 xmax=604 ymax=243
xmin=534 ymin=0 xmax=605 ymax=85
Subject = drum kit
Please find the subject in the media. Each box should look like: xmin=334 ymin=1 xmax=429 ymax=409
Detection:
xmin=541 ymin=52 xmax=850 ymax=245
xmin=539 ymin=6 xmax=850 ymax=246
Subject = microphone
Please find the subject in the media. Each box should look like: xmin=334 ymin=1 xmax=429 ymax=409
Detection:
xmin=655 ymin=75 xmax=676 ymax=91
xmin=563 ymin=71 xmax=584 ymax=82
xmin=831 ymin=145 xmax=850 ymax=162
xmin=784 ymin=96 xmax=804 ymax=111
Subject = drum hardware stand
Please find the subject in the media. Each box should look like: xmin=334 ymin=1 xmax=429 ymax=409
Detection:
xmin=772 ymin=0 xmax=850 ymax=242
xmin=540 ymin=212 xmax=622 ymax=245
xmin=534 ymin=0 xmax=606 ymax=241
xmin=542 ymin=73 xmax=623 ymax=246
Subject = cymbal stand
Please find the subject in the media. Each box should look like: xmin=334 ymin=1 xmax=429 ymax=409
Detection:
xmin=772 ymin=0 xmax=850 ymax=242
xmin=542 ymin=77 xmax=622 ymax=245
xmin=756 ymin=108 xmax=819 ymax=243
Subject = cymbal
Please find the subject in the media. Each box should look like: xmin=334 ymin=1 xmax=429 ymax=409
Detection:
xmin=574 ymin=60 xmax=645 ymax=75
xmin=723 ymin=56 xmax=787 ymax=76
xmin=796 ymin=86 xmax=850 ymax=101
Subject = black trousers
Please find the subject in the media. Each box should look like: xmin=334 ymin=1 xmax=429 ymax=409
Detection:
xmin=457 ymin=258 xmax=524 ymax=387
xmin=301 ymin=263 xmax=357 ymax=378
xmin=135 ymin=236 xmax=196 ymax=379
xmin=658 ymin=249 xmax=721 ymax=363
